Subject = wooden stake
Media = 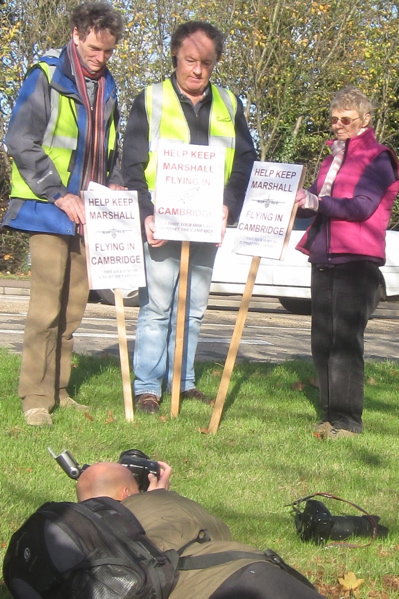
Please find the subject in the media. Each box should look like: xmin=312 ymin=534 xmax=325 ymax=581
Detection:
xmin=208 ymin=255 xmax=261 ymax=434
xmin=171 ymin=241 xmax=190 ymax=418
xmin=114 ymin=288 xmax=134 ymax=421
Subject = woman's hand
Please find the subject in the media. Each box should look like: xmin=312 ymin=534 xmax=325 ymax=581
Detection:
xmin=295 ymin=189 xmax=319 ymax=211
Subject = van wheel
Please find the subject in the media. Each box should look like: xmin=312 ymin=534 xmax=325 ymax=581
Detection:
xmin=278 ymin=297 xmax=312 ymax=315
xmin=96 ymin=289 xmax=139 ymax=307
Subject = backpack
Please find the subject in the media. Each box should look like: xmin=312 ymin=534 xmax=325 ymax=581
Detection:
xmin=3 ymin=496 xmax=180 ymax=599
xmin=3 ymin=496 xmax=316 ymax=599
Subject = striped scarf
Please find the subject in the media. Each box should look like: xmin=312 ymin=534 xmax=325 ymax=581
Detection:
xmin=67 ymin=39 xmax=106 ymax=189
xmin=319 ymin=140 xmax=345 ymax=197
xmin=320 ymin=128 xmax=368 ymax=196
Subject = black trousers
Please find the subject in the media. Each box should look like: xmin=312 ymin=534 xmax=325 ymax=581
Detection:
xmin=311 ymin=261 xmax=380 ymax=433
xmin=209 ymin=562 xmax=326 ymax=598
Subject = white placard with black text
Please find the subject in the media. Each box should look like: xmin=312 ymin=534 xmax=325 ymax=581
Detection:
xmin=84 ymin=183 xmax=145 ymax=290
xmin=234 ymin=161 xmax=304 ymax=259
xmin=154 ymin=141 xmax=225 ymax=243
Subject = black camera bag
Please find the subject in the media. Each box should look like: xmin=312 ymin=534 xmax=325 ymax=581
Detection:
xmin=3 ymin=496 xmax=180 ymax=599
xmin=4 ymin=495 xmax=317 ymax=598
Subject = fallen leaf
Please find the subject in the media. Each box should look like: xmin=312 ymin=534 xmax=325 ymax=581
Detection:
xmin=338 ymin=571 xmax=364 ymax=591
xmin=309 ymin=377 xmax=320 ymax=388
xmin=199 ymin=427 xmax=210 ymax=434
xmin=84 ymin=412 xmax=94 ymax=421
xmin=367 ymin=376 xmax=376 ymax=385
xmin=292 ymin=380 xmax=305 ymax=391
xmin=313 ymin=583 xmax=341 ymax=598
xmin=159 ymin=415 xmax=168 ymax=423
xmin=383 ymin=575 xmax=399 ymax=590
xmin=105 ymin=410 xmax=114 ymax=423
xmin=8 ymin=426 xmax=22 ymax=438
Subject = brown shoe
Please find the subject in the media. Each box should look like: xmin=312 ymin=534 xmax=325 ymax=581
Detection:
xmin=59 ymin=396 xmax=89 ymax=410
xmin=24 ymin=408 xmax=53 ymax=426
xmin=135 ymin=393 xmax=161 ymax=414
xmin=313 ymin=421 xmax=333 ymax=439
xmin=180 ymin=388 xmax=210 ymax=403
xmin=326 ymin=427 xmax=358 ymax=440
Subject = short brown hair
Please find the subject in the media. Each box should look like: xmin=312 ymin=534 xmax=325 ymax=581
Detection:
xmin=71 ymin=2 xmax=124 ymax=44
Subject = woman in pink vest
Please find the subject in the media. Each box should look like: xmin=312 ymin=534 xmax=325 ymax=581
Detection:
xmin=295 ymin=86 xmax=399 ymax=439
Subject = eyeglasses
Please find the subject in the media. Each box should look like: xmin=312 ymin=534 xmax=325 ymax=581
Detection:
xmin=330 ymin=116 xmax=360 ymax=126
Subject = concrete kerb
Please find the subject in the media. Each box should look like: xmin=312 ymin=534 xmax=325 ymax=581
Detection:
xmin=0 ymin=279 xmax=31 ymax=297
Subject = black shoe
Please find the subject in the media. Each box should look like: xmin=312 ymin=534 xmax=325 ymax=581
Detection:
xmin=135 ymin=393 xmax=161 ymax=413
xmin=180 ymin=388 xmax=210 ymax=403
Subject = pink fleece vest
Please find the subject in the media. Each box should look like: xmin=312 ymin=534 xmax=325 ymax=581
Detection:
xmin=297 ymin=128 xmax=399 ymax=260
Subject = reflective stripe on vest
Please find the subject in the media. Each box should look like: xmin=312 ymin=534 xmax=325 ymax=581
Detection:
xmin=10 ymin=61 xmax=117 ymax=201
xmin=144 ymin=79 xmax=237 ymax=191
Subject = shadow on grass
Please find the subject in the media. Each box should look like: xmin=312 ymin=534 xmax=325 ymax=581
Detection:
xmin=194 ymin=360 xmax=321 ymax=425
xmin=196 ymin=357 xmax=399 ymax=432
xmin=67 ymin=352 xmax=121 ymax=398
xmin=69 ymin=354 xmax=399 ymax=435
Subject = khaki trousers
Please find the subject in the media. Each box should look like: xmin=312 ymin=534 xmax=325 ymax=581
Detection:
xmin=19 ymin=233 xmax=89 ymax=412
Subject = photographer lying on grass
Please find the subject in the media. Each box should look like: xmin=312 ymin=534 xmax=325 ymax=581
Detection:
xmin=76 ymin=461 xmax=326 ymax=598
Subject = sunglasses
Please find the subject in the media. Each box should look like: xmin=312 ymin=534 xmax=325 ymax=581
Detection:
xmin=330 ymin=116 xmax=360 ymax=126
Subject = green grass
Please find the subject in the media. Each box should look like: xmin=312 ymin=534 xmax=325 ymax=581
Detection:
xmin=0 ymin=274 xmax=30 ymax=280
xmin=0 ymin=349 xmax=398 ymax=598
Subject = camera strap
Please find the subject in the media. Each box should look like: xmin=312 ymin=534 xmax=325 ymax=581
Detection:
xmin=287 ymin=492 xmax=379 ymax=548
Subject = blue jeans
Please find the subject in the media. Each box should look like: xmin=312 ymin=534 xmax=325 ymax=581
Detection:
xmin=133 ymin=241 xmax=217 ymax=397
xmin=311 ymin=261 xmax=380 ymax=433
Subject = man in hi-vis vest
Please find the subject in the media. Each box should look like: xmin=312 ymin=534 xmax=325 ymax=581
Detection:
xmin=122 ymin=21 xmax=256 ymax=413
xmin=3 ymin=2 xmax=125 ymax=426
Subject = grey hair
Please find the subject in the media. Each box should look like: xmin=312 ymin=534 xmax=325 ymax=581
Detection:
xmin=330 ymin=86 xmax=374 ymax=122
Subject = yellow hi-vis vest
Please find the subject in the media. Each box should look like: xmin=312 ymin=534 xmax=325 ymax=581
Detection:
xmin=144 ymin=79 xmax=237 ymax=192
xmin=10 ymin=62 xmax=118 ymax=201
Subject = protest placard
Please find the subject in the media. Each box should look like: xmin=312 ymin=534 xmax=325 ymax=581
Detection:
xmin=84 ymin=184 xmax=145 ymax=291
xmin=234 ymin=161 xmax=304 ymax=259
xmin=154 ymin=141 xmax=225 ymax=243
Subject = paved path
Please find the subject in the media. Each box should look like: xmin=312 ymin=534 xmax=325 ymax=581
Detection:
xmin=1 ymin=280 xmax=398 ymax=363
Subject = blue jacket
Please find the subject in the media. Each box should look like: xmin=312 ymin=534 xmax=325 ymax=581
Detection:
xmin=3 ymin=46 xmax=122 ymax=235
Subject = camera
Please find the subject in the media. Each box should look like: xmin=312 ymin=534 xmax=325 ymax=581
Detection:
xmin=293 ymin=499 xmax=388 ymax=545
xmin=118 ymin=449 xmax=160 ymax=491
xmin=48 ymin=447 xmax=160 ymax=492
